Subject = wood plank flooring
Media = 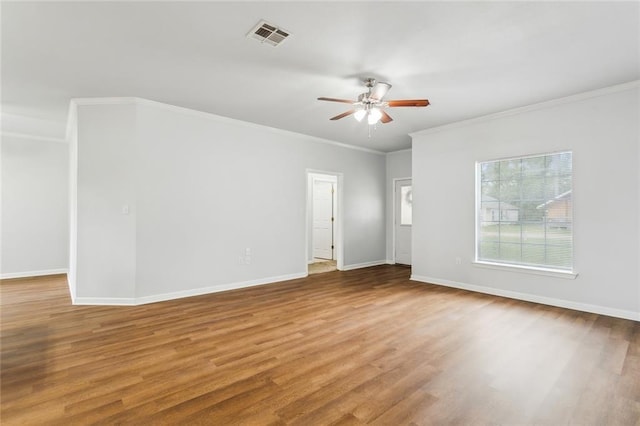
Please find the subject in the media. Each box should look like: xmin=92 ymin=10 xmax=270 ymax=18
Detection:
xmin=1 ymin=266 xmax=639 ymax=425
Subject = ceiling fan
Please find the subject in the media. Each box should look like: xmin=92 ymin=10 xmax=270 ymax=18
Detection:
xmin=317 ymin=78 xmax=429 ymax=125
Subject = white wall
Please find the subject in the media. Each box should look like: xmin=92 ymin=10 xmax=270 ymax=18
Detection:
xmin=74 ymin=104 xmax=137 ymax=300
xmin=411 ymin=82 xmax=640 ymax=320
xmin=1 ymin=134 xmax=69 ymax=278
xmin=385 ymin=149 xmax=412 ymax=262
xmin=70 ymin=98 xmax=386 ymax=304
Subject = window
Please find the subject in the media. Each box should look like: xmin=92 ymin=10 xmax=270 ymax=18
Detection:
xmin=400 ymin=185 xmax=412 ymax=225
xmin=476 ymin=151 xmax=573 ymax=272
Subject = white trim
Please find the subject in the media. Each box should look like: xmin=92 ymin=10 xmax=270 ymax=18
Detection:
xmin=1 ymin=269 xmax=69 ymax=280
xmin=73 ymin=272 xmax=307 ymax=306
xmin=68 ymin=97 xmax=384 ymax=155
xmin=72 ymin=297 xmax=137 ymax=306
xmin=411 ymin=80 xmax=640 ymax=138
xmin=387 ymin=148 xmax=412 ymax=155
xmin=65 ymin=99 xmax=78 ymax=142
xmin=71 ymin=97 xmax=138 ymax=106
xmin=67 ymin=101 xmax=79 ymax=302
xmin=411 ymin=274 xmax=639 ymax=322
xmin=341 ymin=260 xmax=387 ymax=271
xmin=306 ymin=169 xmax=344 ymax=272
xmin=1 ymin=132 xmax=67 ymax=144
xmin=472 ymin=261 xmax=578 ymax=279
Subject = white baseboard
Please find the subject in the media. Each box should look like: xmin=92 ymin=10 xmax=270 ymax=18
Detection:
xmin=1 ymin=268 xmax=68 ymax=280
xmin=341 ymin=260 xmax=387 ymax=271
xmin=73 ymin=272 xmax=308 ymax=306
xmin=411 ymin=274 xmax=639 ymax=322
xmin=72 ymin=296 xmax=137 ymax=306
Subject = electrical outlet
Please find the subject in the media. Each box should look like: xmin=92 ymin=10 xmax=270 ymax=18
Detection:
xmin=245 ymin=256 xmax=251 ymax=265
xmin=455 ymin=257 xmax=462 ymax=265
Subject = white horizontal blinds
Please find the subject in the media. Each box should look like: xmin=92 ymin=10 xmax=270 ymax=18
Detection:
xmin=478 ymin=152 xmax=573 ymax=271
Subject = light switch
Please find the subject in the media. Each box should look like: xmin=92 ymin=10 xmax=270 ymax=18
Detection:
xmin=122 ymin=205 xmax=130 ymax=215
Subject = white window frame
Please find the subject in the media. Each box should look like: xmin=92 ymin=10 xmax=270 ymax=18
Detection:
xmin=473 ymin=151 xmax=577 ymax=279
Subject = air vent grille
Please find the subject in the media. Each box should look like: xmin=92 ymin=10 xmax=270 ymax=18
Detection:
xmin=248 ymin=20 xmax=290 ymax=47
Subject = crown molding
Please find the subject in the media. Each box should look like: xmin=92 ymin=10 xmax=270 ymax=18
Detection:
xmin=68 ymin=97 xmax=385 ymax=156
xmin=1 ymin=131 xmax=67 ymax=144
xmin=386 ymin=148 xmax=412 ymax=156
xmin=411 ymin=80 xmax=640 ymax=138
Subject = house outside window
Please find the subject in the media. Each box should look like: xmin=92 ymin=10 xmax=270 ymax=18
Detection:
xmin=476 ymin=151 xmax=573 ymax=272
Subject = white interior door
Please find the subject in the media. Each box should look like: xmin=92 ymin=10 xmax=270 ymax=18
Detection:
xmin=313 ymin=179 xmax=334 ymax=260
xmin=395 ymin=179 xmax=412 ymax=265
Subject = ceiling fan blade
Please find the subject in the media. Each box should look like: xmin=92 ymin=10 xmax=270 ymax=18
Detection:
xmin=330 ymin=110 xmax=356 ymax=120
xmin=318 ymin=97 xmax=355 ymax=104
xmin=369 ymin=82 xmax=392 ymax=101
xmin=387 ymin=99 xmax=430 ymax=107
xmin=380 ymin=110 xmax=393 ymax=124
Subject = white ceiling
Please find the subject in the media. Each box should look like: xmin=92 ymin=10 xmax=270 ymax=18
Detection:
xmin=2 ymin=1 xmax=639 ymax=152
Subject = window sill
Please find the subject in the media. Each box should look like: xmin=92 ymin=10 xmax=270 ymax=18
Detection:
xmin=472 ymin=261 xmax=578 ymax=280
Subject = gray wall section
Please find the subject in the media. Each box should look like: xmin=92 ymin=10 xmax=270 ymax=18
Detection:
xmin=1 ymin=135 xmax=69 ymax=276
xmin=411 ymin=85 xmax=639 ymax=316
xmin=71 ymin=99 xmax=386 ymax=302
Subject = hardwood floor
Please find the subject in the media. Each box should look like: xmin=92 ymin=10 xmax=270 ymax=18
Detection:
xmin=308 ymin=259 xmax=338 ymax=275
xmin=1 ymin=266 xmax=639 ymax=425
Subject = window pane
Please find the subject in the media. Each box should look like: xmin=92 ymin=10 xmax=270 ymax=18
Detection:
xmin=477 ymin=152 xmax=573 ymax=271
xmin=481 ymin=162 xmax=500 ymax=181
xmin=521 ymin=156 xmax=546 ymax=177
xmin=499 ymin=179 xmax=521 ymax=204
xmin=520 ymin=202 xmax=545 ymax=221
xmin=479 ymin=222 xmax=500 ymax=242
xmin=545 ymin=245 xmax=573 ymax=269
xmin=498 ymin=242 xmax=522 ymax=263
xmin=522 ymin=244 xmax=546 ymax=266
xmin=400 ymin=185 xmax=412 ymax=225
xmin=521 ymin=177 xmax=545 ymax=200
xmin=499 ymin=159 xmax=521 ymax=181
xmin=523 ymin=223 xmax=545 ymax=244
xmin=499 ymin=223 xmax=520 ymax=243
xmin=479 ymin=241 xmax=499 ymax=260
xmin=481 ymin=181 xmax=500 ymax=200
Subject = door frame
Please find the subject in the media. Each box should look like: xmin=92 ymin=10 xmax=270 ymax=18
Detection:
xmin=393 ymin=177 xmax=412 ymax=265
xmin=306 ymin=169 xmax=343 ymax=273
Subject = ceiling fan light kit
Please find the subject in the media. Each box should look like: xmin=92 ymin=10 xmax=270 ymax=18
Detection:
xmin=367 ymin=107 xmax=383 ymax=125
xmin=318 ymin=78 xmax=430 ymax=128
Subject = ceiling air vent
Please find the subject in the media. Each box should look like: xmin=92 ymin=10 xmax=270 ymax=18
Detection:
xmin=247 ymin=20 xmax=290 ymax=47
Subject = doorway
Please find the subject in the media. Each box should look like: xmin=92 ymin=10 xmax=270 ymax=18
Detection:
xmin=394 ymin=178 xmax=412 ymax=265
xmin=307 ymin=171 xmax=342 ymax=274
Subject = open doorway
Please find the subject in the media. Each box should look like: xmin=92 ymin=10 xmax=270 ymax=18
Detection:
xmin=307 ymin=171 xmax=342 ymax=275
